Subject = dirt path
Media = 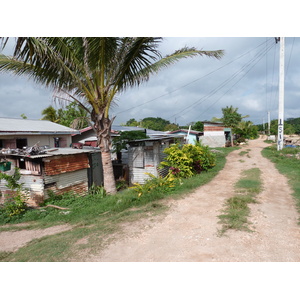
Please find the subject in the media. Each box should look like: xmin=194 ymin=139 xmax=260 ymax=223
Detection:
xmin=86 ymin=137 xmax=300 ymax=262
xmin=1 ymin=137 xmax=300 ymax=261
xmin=0 ymin=224 xmax=72 ymax=252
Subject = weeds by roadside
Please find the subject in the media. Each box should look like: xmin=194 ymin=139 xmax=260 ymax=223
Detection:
xmin=262 ymin=145 xmax=300 ymax=220
xmin=218 ymin=168 xmax=262 ymax=236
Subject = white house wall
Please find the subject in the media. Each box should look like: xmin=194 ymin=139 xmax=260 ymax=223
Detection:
xmin=0 ymin=135 xmax=72 ymax=148
xmin=199 ymin=135 xmax=225 ymax=148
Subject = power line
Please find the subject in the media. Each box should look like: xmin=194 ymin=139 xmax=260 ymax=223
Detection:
xmin=170 ymin=38 xmax=276 ymax=122
xmin=113 ymin=38 xmax=274 ymax=117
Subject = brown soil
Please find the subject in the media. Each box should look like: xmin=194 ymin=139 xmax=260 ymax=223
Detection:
xmin=0 ymin=224 xmax=72 ymax=252
xmin=86 ymin=136 xmax=300 ymax=262
xmin=1 ymin=136 xmax=300 ymax=261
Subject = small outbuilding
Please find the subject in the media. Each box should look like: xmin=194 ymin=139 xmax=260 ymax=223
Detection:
xmin=0 ymin=147 xmax=103 ymax=206
xmin=126 ymin=136 xmax=184 ymax=185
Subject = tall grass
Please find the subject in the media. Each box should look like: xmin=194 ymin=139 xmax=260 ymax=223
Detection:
xmin=262 ymin=145 xmax=300 ymax=216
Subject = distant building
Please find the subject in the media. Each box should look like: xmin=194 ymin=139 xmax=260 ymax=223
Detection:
xmin=199 ymin=122 xmax=229 ymax=148
xmin=168 ymin=129 xmax=203 ymax=145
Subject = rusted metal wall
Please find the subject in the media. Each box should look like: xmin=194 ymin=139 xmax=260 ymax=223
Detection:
xmin=43 ymin=153 xmax=89 ymax=175
xmin=1 ymin=153 xmax=91 ymax=206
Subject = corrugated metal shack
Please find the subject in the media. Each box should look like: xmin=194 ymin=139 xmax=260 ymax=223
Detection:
xmin=0 ymin=147 xmax=103 ymax=206
xmin=126 ymin=136 xmax=184 ymax=185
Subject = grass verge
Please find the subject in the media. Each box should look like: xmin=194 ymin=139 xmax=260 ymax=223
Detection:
xmin=0 ymin=146 xmax=237 ymax=261
xmin=262 ymin=145 xmax=300 ymax=219
xmin=218 ymin=168 xmax=262 ymax=236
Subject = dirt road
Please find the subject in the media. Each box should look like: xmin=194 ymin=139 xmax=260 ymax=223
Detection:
xmin=1 ymin=137 xmax=300 ymax=261
xmin=87 ymin=137 xmax=300 ymax=261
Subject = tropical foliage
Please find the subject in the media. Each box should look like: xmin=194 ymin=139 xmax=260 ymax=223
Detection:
xmin=235 ymin=120 xmax=259 ymax=142
xmin=0 ymin=168 xmax=28 ymax=221
xmin=0 ymin=37 xmax=223 ymax=194
xmin=112 ymin=130 xmax=148 ymax=154
xmin=159 ymin=142 xmax=216 ymax=179
xmin=131 ymin=173 xmax=179 ymax=198
xmin=124 ymin=117 xmax=179 ymax=131
xmin=42 ymin=103 xmax=89 ymax=129
xmin=213 ymin=106 xmax=254 ymax=145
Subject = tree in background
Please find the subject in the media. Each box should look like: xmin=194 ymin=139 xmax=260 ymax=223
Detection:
xmin=124 ymin=118 xmax=140 ymax=127
xmin=179 ymin=121 xmax=204 ymax=131
xmin=269 ymin=120 xmax=295 ymax=135
xmin=124 ymin=117 xmax=179 ymax=131
xmin=192 ymin=121 xmax=204 ymax=132
xmin=285 ymin=118 xmax=300 ymax=134
xmin=41 ymin=106 xmax=59 ymax=123
xmin=164 ymin=123 xmax=179 ymax=131
xmin=0 ymin=37 xmax=223 ymax=194
xmin=41 ymin=103 xmax=89 ymax=129
xmin=56 ymin=102 xmax=89 ymax=129
xmin=235 ymin=120 xmax=258 ymax=142
xmin=141 ymin=117 xmax=170 ymax=131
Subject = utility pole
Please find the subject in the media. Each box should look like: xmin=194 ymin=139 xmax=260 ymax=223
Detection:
xmin=268 ymin=111 xmax=270 ymax=136
xmin=277 ymin=37 xmax=285 ymax=151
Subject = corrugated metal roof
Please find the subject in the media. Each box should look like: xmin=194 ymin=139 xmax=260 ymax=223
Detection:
xmin=32 ymin=147 xmax=100 ymax=158
xmin=0 ymin=118 xmax=80 ymax=135
xmin=1 ymin=147 xmax=99 ymax=159
xmin=127 ymin=135 xmax=184 ymax=143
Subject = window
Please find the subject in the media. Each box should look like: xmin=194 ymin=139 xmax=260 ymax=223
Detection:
xmin=16 ymin=138 xmax=27 ymax=149
xmin=54 ymin=137 xmax=60 ymax=147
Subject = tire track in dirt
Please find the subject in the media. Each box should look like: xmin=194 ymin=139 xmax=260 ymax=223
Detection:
xmin=86 ymin=137 xmax=300 ymax=262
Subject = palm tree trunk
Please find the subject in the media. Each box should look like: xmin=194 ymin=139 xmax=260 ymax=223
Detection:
xmin=101 ymin=151 xmax=117 ymax=194
xmin=92 ymin=111 xmax=117 ymax=194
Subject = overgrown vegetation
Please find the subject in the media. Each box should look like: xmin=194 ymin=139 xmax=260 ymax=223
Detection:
xmin=0 ymin=168 xmax=28 ymax=222
xmin=262 ymin=145 xmax=300 ymax=219
xmin=218 ymin=168 xmax=262 ymax=236
xmin=0 ymin=147 xmax=236 ymax=261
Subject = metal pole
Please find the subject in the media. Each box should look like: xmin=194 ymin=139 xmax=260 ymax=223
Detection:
xmin=277 ymin=37 xmax=285 ymax=151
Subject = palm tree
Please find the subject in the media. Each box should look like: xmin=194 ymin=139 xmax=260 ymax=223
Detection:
xmin=41 ymin=105 xmax=59 ymax=123
xmin=0 ymin=37 xmax=223 ymax=194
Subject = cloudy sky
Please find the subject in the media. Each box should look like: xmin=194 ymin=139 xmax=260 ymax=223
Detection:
xmin=1 ymin=37 xmax=299 ymax=126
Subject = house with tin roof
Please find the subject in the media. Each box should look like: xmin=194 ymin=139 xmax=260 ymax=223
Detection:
xmin=0 ymin=117 xmax=80 ymax=149
xmin=0 ymin=118 xmax=105 ymax=206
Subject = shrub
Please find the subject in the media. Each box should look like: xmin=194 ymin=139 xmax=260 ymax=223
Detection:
xmin=159 ymin=142 xmax=216 ymax=179
xmin=131 ymin=173 xmax=181 ymax=198
xmin=0 ymin=167 xmax=28 ymax=221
